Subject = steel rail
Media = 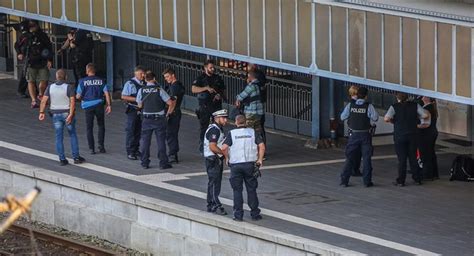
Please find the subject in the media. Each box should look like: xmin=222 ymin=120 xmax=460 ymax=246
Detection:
xmin=8 ymin=224 xmax=116 ymax=256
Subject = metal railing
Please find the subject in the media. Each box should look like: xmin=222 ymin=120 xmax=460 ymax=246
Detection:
xmin=138 ymin=50 xmax=312 ymax=121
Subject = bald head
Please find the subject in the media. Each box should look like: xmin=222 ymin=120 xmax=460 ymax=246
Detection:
xmin=235 ymin=115 xmax=246 ymax=126
xmin=56 ymin=69 xmax=66 ymax=81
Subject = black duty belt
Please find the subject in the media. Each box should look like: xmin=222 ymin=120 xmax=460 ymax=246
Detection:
xmin=143 ymin=114 xmax=165 ymax=119
xmin=349 ymin=129 xmax=370 ymax=133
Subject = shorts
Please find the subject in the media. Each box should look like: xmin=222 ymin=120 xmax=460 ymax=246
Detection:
xmin=26 ymin=67 xmax=50 ymax=83
xmin=246 ymin=114 xmax=262 ymax=131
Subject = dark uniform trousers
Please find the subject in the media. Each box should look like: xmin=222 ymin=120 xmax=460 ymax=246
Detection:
xmin=85 ymin=104 xmax=105 ymax=150
xmin=395 ymin=134 xmax=422 ymax=183
xmin=198 ymin=105 xmax=217 ymax=152
xmin=418 ymin=130 xmax=439 ymax=179
xmin=166 ymin=110 xmax=182 ymax=156
xmin=125 ymin=110 xmax=142 ymax=155
xmin=205 ymin=156 xmax=224 ymax=211
xmin=340 ymin=132 xmax=373 ymax=185
xmin=140 ymin=117 xmax=168 ymax=167
xmin=229 ymin=162 xmax=260 ymax=219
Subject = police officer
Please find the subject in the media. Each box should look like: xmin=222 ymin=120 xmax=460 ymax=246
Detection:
xmin=121 ymin=66 xmax=146 ymax=160
xmin=339 ymin=87 xmax=378 ymax=187
xmin=76 ymin=63 xmax=112 ymax=154
xmin=348 ymin=85 xmax=362 ymax=177
xmin=137 ymin=71 xmax=176 ymax=169
xmin=417 ymin=96 xmax=439 ymax=180
xmin=221 ymin=115 xmax=265 ymax=222
xmin=384 ymin=92 xmax=429 ymax=186
xmin=162 ymin=68 xmax=185 ymax=163
xmin=203 ymin=109 xmax=229 ymax=215
xmin=192 ymin=59 xmax=226 ymax=154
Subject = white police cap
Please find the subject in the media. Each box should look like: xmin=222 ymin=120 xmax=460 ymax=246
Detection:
xmin=212 ymin=109 xmax=228 ymax=117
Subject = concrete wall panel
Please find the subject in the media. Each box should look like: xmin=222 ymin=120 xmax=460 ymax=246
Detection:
xmin=297 ymin=0 xmax=312 ymax=67
xmin=176 ymin=0 xmax=189 ymax=44
xmin=120 ymin=0 xmax=133 ymax=32
xmin=39 ymin=0 xmax=50 ymax=16
xmin=456 ymin=26 xmax=471 ymax=98
xmin=419 ymin=20 xmax=435 ymax=91
xmin=190 ymin=0 xmax=203 ymax=47
xmin=26 ymin=0 xmax=37 ymax=13
xmin=282 ymin=0 xmax=296 ymax=64
xmin=52 ymin=0 xmax=62 ymax=18
xmin=402 ymin=17 xmax=417 ymax=87
xmin=384 ymin=15 xmax=400 ymax=84
xmin=78 ymin=0 xmax=91 ymax=25
xmin=106 ymin=0 xmax=119 ymax=30
xmin=349 ymin=9 xmax=364 ymax=77
xmin=331 ymin=6 xmax=347 ymax=74
xmin=366 ymin=12 xmax=382 ymax=81
xmin=234 ymin=0 xmax=248 ymax=55
xmin=204 ymin=0 xmax=218 ymax=50
xmin=92 ymin=0 xmax=105 ymax=28
xmin=0 ymin=0 xmax=12 ymax=8
xmin=162 ymin=0 xmax=175 ymax=41
xmin=265 ymin=0 xmax=280 ymax=61
xmin=148 ymin=0 xmax=161 ymax=38
xmin=134 ymin=0 xmax=147 ymax=36
xmin=437 ymin=23 xmax=453 ymax=94
xmin=249 ymin=0 xmax=264 ymax=58
xmin=316 ymin=4 xmax=330 ymax=70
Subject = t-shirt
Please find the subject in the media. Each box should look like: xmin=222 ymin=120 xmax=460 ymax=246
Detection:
xmin=44 ymin=82 xmax=76 ymax=113
xmin=223 ymin=127 xmax=263 ymax=146
xmin=206 ymin=125 xmax=223 ymax=144
xmin=163 ymin=81 xmax=185 ymax=110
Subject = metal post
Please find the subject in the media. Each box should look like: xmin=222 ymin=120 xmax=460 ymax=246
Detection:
xmin=311 ymin=75 xmax=320 ymax=142
xmin=329 ymin=78 xmax=336 ymax=140
xmin=106 ymin=39 xmax=114 ymax=92
xmin=468 ymin=105 xmax=473 ymax=144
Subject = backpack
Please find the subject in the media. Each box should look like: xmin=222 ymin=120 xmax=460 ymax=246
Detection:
xmin=449 ymin=155 xmax=474 ymax=182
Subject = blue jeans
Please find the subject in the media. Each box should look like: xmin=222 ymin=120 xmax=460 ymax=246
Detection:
xmin=52 ymin=112 xmax=79 ymax=160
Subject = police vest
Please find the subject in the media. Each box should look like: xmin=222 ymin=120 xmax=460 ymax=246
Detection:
xmin=392 ymin=102 xmax=418 ymax=138
xmin=203 ymin=124 xmax=225 ymax=158
xmin=347 ymin=102 xmax=371 ymax=131
xmin=80 ymin=76 xmax=106 ymax=102
xmin=228 ymin=128 xmax=258 ymax=164
xmin=129 ymin=78 xmax=144 ymax=97
xmin=141 ymin=85 xmax=166 ymax=114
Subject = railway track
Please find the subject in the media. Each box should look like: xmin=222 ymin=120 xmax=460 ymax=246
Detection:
xmin=6 ymin=224 xmax=117 ymax=256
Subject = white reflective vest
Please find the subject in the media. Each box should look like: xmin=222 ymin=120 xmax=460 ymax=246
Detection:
xmin=49 ymin=83 xmax=70 ymax=111
xmin=228 ymin=128 xmax=258 ymax=164
xmin=203 ymin=123 xmax=225 ymax=157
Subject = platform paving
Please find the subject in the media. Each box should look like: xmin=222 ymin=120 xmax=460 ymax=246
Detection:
xmin=0 ymin=75 xmax=473 ymax=255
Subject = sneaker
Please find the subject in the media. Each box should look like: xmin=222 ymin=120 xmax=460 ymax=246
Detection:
xmin=414 ymin=181 xmax=423 ymax=185
xmin=98 ymin=147 xmax=106 ymax=153
xmin=127 ymin=154 xmax=138 ymax=160
xmin=339 ymin=182 xmax=349 ymax=187
xmin=168 ymin=154 xmax=179 ymax=163
xmin=73 ymin=156 xmax=85 ymax=164
xmin=90 ymin=149 xmax=96 ymax=155
xmin=141 ymin=163 xmax=149 ymax=169
xmin=365 ymin=182 xmax=374 ymax=188
xmin=59 ymin=159 xmax=69 ymax=166
xmin=214 ymin=207 xmax=227 ymax=216
xmin=251 ymin=215 xmax=263 ymax=221
xmin=232 ymin=216 xmax=243 ymax=222
xmin=392 ymin=181 xmax=405 ymax=187
xmin=160 ymin=164 xmax=173 ymax=170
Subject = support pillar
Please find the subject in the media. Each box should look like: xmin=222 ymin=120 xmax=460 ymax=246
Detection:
xmin=311 ymin=75 xmax=320 ymax=142
xmin=328 ymin=79 xmax=336 ymax=140
xmin=106 ymin=40 xmax=114 ymax=92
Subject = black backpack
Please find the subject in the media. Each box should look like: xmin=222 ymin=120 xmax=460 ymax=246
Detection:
xmin=449 ymin=155 xmax=474 ymax=182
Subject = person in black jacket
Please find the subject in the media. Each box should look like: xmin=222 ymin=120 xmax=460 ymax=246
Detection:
xmin=417 ymin=96 xmax=439 ymax=180
xmin=384 ymin=92 xmax=429 ymax=186
xmin=58 ymin=28 xmax=94 ymax=88
xmin=16 ymin=20 xmax=53 ymax=108
xmin=13 ymin=19 xmax=30 ymax=98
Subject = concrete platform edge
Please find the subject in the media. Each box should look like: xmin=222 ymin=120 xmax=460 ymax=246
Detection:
xmin=0 ymin=157 xmax=363 ymax=256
